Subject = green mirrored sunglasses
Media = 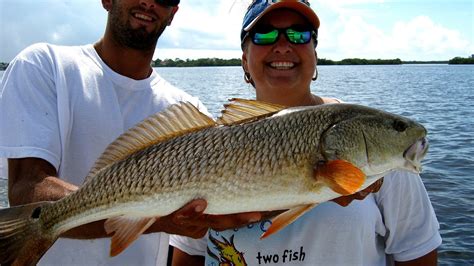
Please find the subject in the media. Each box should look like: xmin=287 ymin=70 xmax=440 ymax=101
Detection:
xmin=250 ymin=26 xmax=317 ymax=46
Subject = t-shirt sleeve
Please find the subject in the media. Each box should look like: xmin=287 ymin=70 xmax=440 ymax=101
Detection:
xmin=169 ymin=234 xmax=208 ymax=257
xmin=375 ymin=171 xmax=442 ymax=261
xmin=184 ymin=94 xmax=212 ymax=118
xmin=0 ymin=44 xmax=62 ymax=169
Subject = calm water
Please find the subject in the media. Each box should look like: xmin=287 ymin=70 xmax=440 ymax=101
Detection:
xmin=1 ymin=65 xmax=473 ymax=265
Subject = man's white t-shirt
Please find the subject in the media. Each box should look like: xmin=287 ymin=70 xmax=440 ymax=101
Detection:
xmin=0 ymin=43 xmax=208 ymax=265
xmin=170 ymin=171 xmax=442 ymax=266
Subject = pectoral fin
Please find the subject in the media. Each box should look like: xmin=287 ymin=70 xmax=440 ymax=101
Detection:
xmin=104 ymin=216 xmax=157 ymax=257
xmin=260 ymin=204 xmax=317 ymax=239
xmin=315 ymin=160 xmax=366 ymax=195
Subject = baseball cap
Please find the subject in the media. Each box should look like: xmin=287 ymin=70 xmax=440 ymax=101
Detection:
xmin=240 ymin=0 xmax=320 ymax=41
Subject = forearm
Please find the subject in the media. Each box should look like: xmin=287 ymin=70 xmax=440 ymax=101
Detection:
xmin=172 ymin=247 xmax=205 ymax=266
xmin=395 ymin=249 xmax=437 ymax=266
xmin=8 ymin=158 xmax=109 ymax=239
xmin=9 ymin=175 xmax=78 ymax=205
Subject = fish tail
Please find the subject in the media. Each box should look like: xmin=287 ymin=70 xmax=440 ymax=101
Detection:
xmin=0 ymin=202 xmax=58 ymax=266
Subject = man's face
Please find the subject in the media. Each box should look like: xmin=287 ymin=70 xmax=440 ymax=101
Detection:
xmin=108 ymin=0 xmax=177 ymax=50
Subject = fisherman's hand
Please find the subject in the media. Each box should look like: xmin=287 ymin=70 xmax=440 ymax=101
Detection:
xmin=332 ymin=177 xmax=384 ymax=207
xmin=151 ymin=199 xmax=265 ymax=238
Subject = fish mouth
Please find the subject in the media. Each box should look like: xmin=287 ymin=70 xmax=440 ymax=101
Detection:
xmin=403 ymin=137 xmax=429 ymax=173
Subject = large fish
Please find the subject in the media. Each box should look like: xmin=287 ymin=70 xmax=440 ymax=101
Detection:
xmin=0 ymin=99 xmax=428 ymax=265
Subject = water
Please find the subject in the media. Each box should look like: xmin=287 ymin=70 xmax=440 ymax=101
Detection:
xmin=1 ymin=65 xmax=473 ymax=265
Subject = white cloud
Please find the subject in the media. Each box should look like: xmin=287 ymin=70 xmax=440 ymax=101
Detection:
xmin=315 ymin=0 xmax=386 ymax=17
xmin=318 ymin=13 xmax=471 ymax=60
xmin=391 ymin=16 xmax=470 ymax=56
xmin=156 ymin=1 xmax=249 ymax=59
xmin=164 ymin=1 xmax=243 ymax=47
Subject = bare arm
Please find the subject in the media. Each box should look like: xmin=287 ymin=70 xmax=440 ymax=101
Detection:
xmin=395 ymin=249 xmax=437 ymax=266
xmin=8 ymin=158 xmax=77 ymax=205
xmin=332 ymin=178 xmax=384 ymax=206
xmin=8 ymin=158 xmax=109 ymax=239
xmin=8 ymin=158 xmax=264 ymax=239
xmin=172 ymin=248 xmax=205 ymax=266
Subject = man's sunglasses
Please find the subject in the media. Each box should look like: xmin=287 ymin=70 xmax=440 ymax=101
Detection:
xmin=249 ymin=26 xmax=317 ymax=47
xmin=155 ymin=0 xmax=179 ymax=7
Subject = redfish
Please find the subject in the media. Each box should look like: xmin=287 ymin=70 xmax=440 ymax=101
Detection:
xmin=0 ymin=99 xmax=428 ymax=265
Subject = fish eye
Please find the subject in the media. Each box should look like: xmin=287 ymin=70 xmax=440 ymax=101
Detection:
xmin=393 ymin=119 xmax=408 ymax=132
xmin=31 ymin=207 xmax=42 ymax=219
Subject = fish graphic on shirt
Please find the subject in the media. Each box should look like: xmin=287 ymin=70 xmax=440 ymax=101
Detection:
xmin=207 ymin=234 xmax=247 ymax=266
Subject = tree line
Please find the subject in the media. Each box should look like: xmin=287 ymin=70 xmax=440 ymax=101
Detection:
xmin=448 ymin=57 xmax=474 ymax=64
xmin=0 ymin=62 xmax=8 ymax=71
xmin=152 ymin=57 xmax=405 ymax=67
xmin=1 ymin=57 xmax=472 ymax=71
xmin=152 ymin=58 xmax=241 ymax=67
xmin=149 ymin=57 xmax=469 ymax=67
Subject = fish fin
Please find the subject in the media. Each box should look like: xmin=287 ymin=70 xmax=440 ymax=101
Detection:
xmin=260 ymin=204 xmax=317 ymax=239
xmin=315 ymin=160 xmax=366 ymax=195
xmin=84 ymin=102 xmax=215 ymax=183
xmin=217 ymin=98 xmax=286 ymax=125
xmin=0 ymin=202 xmax=58 ymax=265
xmin=105 ymin=216 xmax=157 ymax=257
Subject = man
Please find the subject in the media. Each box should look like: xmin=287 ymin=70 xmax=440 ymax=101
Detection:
xmin=0 ymin=0 xmax=260 ymax=265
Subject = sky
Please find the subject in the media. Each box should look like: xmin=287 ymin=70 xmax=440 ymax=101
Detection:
xmin=0 ymin=0 xmax=473 ymax=62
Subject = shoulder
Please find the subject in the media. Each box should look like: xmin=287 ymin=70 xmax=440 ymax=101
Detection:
xmin=11 ymin=43 xmax=54 ymax=66
xmin=151 ymin=75 xmax=194 ymax=101
xmin=379 ymin=170 xmax=425 ymax=193
xmin=374 ymin=170 xmax=436 ymax=217
xmin=11 ymin=43 xmax=89 ymax=71
xmin=321 ymin=96 xmax=342 ymax=104
xmin=15 ymin=43 xmax=82 ymax=61
xmin=150 ymin=73 xmax=210 ymax=116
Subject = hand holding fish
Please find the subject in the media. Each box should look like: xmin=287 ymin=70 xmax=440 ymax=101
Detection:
xmin=153 ymin=199 xmax=265 ymax=238
xmin=332 ymin=178 xmax=384 ymax=207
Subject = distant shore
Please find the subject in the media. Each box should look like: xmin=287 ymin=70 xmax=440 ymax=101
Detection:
xmin=1 ymin=57 xmax=473 ymax=70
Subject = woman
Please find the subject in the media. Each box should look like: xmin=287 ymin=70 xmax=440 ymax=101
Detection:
xmin=171 ymin=1 xmax=441 ymax=265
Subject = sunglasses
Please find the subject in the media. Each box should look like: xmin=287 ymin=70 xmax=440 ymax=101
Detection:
xmin=154 ymin=0 xmax=179 ymax=7
xmin=249 ymin=25 xmax=317 ymax=46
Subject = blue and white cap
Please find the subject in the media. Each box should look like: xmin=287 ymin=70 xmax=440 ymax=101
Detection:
xmin=240 ymin=0 xmax=320 ymax=41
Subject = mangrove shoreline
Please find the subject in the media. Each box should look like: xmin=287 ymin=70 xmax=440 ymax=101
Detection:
xmin=1 ymin=57 xmax=473 ymax=71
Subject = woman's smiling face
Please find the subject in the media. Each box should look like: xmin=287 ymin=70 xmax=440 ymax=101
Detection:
xmin=242 ymin=9 xmax=317 ymax=101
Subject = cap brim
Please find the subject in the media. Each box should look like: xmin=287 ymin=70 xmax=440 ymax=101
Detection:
xmin=243 ymin=2 xmax=320 ymax=32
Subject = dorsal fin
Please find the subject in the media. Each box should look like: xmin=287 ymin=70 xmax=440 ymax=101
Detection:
xmin=84 ymin=102 xmax=215 ymax=183
xmin=216 ymin=98 xmax=286 ymax=125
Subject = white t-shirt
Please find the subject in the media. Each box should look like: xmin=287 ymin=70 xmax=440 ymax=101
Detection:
xmin=170 ymin=171 xmax=442 ymax=266
xmin=0 ymin=43 xmax=208 ymax=266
